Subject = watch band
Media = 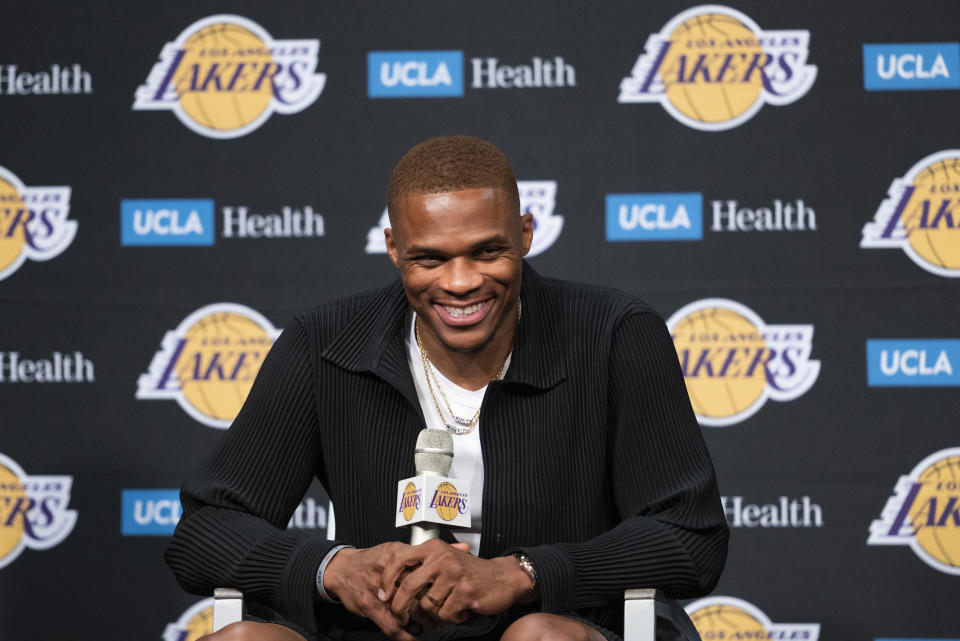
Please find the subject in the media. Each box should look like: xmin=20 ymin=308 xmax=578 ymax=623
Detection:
xmin=512 ymin=553 xmax=540 ymax=605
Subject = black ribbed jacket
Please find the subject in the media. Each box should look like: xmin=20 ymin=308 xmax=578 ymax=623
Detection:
xmin=165 ymin=263 xmax=728 ymax=640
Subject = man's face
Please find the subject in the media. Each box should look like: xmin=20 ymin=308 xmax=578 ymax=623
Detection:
xmin=386 ymin=187 xmax=533 ymax=355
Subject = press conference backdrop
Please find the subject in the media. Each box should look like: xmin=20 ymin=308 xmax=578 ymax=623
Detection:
xmin=1 ymin=1 xmax=957 ymax=639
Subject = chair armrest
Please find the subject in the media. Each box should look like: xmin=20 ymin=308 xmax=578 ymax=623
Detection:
xmin=212 ymin=588 xmax=245 ymax=632
xmin=624 ymin=589 xmax=700 ymax=641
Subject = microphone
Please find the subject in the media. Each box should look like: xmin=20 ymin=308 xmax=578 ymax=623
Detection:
xmin=415 ymin=428 xmax=454 ymax=477
xmin=395 ymin=428 xmax=470 ymax=544
xmin=410 ymin=429 xmax=453 ymax=545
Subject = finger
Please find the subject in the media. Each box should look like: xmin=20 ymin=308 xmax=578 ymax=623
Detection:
xmin=410 ymin=608 xmax=443 ymax=628
xmin=430 ymin=577 xmax=472 ymax=625
xmin=436 ymin=595 xmax=471 ymax=625
xmin=379 ymin=548 xmax=427 ymax=602
xmin=409 ymin=601 xmax=441 ymax=629
xmin=391 ymin=564 xmax=439 ymax=617
xmin=366 ymin=604 xmax=419 ymax=641
xmin=418 ymin=579 xmax=455 ymax=622
xmin=451 ymin=543 xmax=470 ymax=552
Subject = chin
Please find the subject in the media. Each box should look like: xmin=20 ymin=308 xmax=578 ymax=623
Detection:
xmin=436 ymin=328 xmax=494 ymax=354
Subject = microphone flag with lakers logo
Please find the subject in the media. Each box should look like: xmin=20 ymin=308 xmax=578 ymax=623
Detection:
xmin=397 ymin=430 xmax=471 ymax=543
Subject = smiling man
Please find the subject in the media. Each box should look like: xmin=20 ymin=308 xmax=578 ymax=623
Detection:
xmin=166 ymin=136 xmax=728 ymax=641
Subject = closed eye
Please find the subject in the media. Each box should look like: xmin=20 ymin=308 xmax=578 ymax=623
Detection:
xmin=409 ymin=253 xmax=446 ymax=266
xmin=474 ymin=246 xmax=507 ymax=259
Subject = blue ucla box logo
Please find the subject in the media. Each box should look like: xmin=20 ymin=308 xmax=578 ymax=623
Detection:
xmin=863 ymin=43 xmax=960 ymax=90
xmin=606 ymin=193 xmax=702 ymax=241
xmin=866 ymin=339 xmax=960 ymax=386
xmin=368 ymin=51 xmax=464 ymax=98
xmin=121 ymin=489 xmax=182 ymax=535
xmin=120 ymin=199 xmax=215 ymax=246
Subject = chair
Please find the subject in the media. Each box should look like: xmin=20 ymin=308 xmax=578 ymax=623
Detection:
xmin=211 ymin=587 xmax=701 ymax=641
xmin=623 ymin=589 xmax=701 ymax=641
xmin=212 ymin=588 xmax=245 ymax=633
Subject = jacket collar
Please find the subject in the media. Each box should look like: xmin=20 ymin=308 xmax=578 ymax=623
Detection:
xmin=321 ymin=261 xmax=566 ymax=394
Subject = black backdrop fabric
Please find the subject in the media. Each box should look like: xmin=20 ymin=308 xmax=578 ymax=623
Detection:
xmin=1 ymin=2 xmax=958 ymax=639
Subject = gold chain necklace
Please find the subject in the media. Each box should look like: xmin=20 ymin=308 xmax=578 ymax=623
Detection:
xmin=415 ymin=299 xmax=521 ymax=435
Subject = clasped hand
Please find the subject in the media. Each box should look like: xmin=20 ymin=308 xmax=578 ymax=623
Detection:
xmin=324 ymin=539 xmax=531 ymax=641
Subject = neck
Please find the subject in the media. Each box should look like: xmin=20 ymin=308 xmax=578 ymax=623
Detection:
xmin=417 ymin=309 xmax=517 ymax=392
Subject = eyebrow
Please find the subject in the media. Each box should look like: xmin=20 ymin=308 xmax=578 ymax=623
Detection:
xmin=406 ymin=235 xmax=511 ymax=256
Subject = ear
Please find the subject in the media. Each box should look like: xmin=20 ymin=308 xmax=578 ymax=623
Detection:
xmin=519 ymin=212 xmax=533 ymax=256
xmin=385 ymin=227 xmax=401 ymax=268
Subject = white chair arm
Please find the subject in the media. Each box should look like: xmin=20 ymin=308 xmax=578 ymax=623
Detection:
xmin=212 ymin=588 xmax=245 ymax=632
xmin=624 ymin=589 xmax=700 ymax=641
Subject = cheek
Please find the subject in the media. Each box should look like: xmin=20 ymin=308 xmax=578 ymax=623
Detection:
xmin=488 ymin=261 xmax=522 ymax=287
xmin=401 ymin=269 xmax=435 ymax=297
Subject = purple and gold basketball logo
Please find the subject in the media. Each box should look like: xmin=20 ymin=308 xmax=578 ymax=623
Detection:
xmin=0 ymin=453 xmax=77 ymax=569
xmin=0 ymin=165 xmax=74 ymax=282
xmin=618 ymin=5 xmax=817 ymax=131
xmin=685 ymin=596 xmax=820 ymax=640
xmin=869 ymin=448 xmax=960 ymax=574
xmin=134 ymin=15 xmax=326 ymax=139
xmin=666 ymin=299 xmax=820 ymax=426
xmin=861 ymin=150 xmax=960 ymax=277
xmin=429 ymin=482 xmax=466 ymax=522
xmin=399 ymin=482 xmax=421 ymax=521
xmin=137 ymin=303 xmax=281 ymax=429
xmin=162 ymin=598 xmax=214 ymax=641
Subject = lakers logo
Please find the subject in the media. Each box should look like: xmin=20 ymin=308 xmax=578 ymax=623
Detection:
xmin=686 ymin=596 xmax=820 ymax=641
xmin=618 ymin=6 xmax=817 ymax=131
xmin=666 ymin=299 xmax=820 ymax=426
xmin=861 ymin=150 xmax=960 ymax=277
xmin=429 ymin=482 xmax=466 ymax=522
xmin=162 ymin=598 xmax=214 ymax=641
xmin=399 ymin=482 xmax=421 ymax=521
xmin=134 ymin=15 xmax=326 ymax=139
xmin=868 ymin=448 xmax=960 ymax=574
xmin=137 ymin=303 xmax=281 ymax=428
xmin=0 ymin=452 xmax=77 ymax=569
xmin=519 ymin=181 xmax=564 ymax=257
xmin=0 ymin=165 xmax=74 ymax=282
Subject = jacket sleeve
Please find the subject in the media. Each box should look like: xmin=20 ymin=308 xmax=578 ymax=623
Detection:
xmin=164 ymin=317 xmax=343 ymax=637
xmin=516 ymin=310 xmax=729 ymax=612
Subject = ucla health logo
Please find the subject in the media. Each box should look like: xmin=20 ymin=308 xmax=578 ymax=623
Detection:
xmin=867 ymin=339 xmax=959 ymax=386
xmin=869 ymin=448 xmax=960 ymax=575
xmin=861 ymin=150 xmax=960 ymax=277
xmin=666 ymin=299 xmax=819 ymax=426
xmin=685 ymin=596 xmax=820 ymax=641
xmin=606 ymin=193 xmax=702 ymax=241
xmin=0 ymin=452 xmax=77 ymax=568
xmin=368 ymin=51 xmax=464 ymax=98
xmin=121 ymin=489 xmax=181 ymax=535
xmin=0 ymin=165 xmax=74 ymax=282
xmin=618 ymin=5 xmax=816 ymax=131
xmin=366 ymin=180 xmax=564 ymax=256
xmin=163 ymin=598 xmax=214 ymax=641
xmin=121 ymin=199 xmax=214 ymax=246
xmin=134 ymin=15 xmax=326 ymax=138
xmin=137 ymin=303 xmax=281 ymax=428
xmin=863 ymin=43 xmax=960 ymax=90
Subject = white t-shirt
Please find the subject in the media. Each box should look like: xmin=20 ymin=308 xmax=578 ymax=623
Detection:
xmin=405 ymin=315 xmax=512 ymax=556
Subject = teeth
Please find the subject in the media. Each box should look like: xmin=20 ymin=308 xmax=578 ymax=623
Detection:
xmin=444 ymin=302 xmax=483 ymax=318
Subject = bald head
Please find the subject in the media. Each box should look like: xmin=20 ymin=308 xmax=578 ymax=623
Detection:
xmin=387 ymin=136 xmax=521 ymax=225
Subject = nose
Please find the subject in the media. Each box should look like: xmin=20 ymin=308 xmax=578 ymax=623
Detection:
xmin=439 ymin=256 xmax=483 ymax=296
